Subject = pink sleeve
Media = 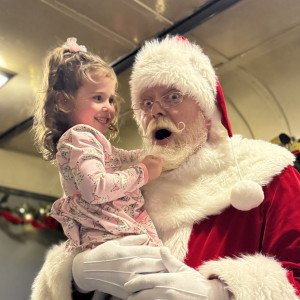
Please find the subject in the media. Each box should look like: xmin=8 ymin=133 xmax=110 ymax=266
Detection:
xmin=60 ymin=126 xmax=147 ymax=204
xmin=112 ymin=147 xmax=144 ymax=164
xmin=137 ymin=163 xmax=149 ymax=184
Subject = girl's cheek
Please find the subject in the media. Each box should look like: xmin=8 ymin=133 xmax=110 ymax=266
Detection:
xmin=111 ymin=106 xmax=116 ymax=118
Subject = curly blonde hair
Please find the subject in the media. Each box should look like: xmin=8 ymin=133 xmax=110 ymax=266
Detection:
xmin=33 ymin=45 xmax=122 ymax=162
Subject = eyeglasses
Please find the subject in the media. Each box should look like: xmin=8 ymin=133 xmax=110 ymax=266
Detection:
xmin=133 ymin=91 xmax=184 ymax=113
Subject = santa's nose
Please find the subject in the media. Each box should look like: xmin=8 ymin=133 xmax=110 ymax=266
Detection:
xmin=151 ymin=101 xmax=166 ymax=119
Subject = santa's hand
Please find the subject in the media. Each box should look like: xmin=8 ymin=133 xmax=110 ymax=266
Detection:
xmin=125 ymin=247 xmax=230 ymax=300
xmin=72 ymin=234 xmax=165 ymax=299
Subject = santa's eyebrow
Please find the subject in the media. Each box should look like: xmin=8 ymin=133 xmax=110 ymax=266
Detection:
xmin=141 ymin=88 xmax=180 ymax=99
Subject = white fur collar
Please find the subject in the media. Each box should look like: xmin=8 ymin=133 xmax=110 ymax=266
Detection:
xmin=142 ymin=135 xmax=294 ymax=259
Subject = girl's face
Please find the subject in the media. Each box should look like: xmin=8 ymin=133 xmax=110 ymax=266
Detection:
xmin=69 ymin=73 xmax=116 ymax=135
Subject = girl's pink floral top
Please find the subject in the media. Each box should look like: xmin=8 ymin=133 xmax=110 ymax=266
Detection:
xmin=50 ymin=124 xmax=161 ymax=251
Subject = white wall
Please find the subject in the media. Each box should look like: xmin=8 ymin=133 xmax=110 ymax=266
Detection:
xmin=0 ymin=150 xmax=65 ymax=299
xmin=0 ymin=148 xmax=62 ymax=198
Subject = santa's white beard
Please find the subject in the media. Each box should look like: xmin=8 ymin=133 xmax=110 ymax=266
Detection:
xmin=142 ymin=114 xmax=208 ymax=171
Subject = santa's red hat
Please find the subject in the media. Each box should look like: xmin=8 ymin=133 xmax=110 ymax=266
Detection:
xmin=130 ymin=35 xmax=264 ymax=211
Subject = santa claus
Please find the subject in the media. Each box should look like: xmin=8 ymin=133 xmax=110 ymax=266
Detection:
xmin=31 ymin=36 xmax=300 ymax=300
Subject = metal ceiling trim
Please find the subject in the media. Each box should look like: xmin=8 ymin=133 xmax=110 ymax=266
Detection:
xmin=129 ymin=0 xmax=174 ymax=25
xmin=0 ymin=0 xmax=242 ymax=144
xmin=0 ymin=117 xmax=33 ymax=146
xmin=111 ymin=0 xmax=242 ymax=74
xmin=40 ymin=0 xmax=136 ymax=48
xmin=0 ymin=185 xmax=57 ymax=203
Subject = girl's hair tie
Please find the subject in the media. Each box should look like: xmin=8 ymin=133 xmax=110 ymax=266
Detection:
xmin=62 ymin=37 xmax=87 ymax=53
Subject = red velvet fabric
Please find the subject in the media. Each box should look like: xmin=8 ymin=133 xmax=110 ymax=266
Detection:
xmin=185 ymin=165 xmax=300 ymax=295
xmin=216 ymin=80 xmax=232 ymax=137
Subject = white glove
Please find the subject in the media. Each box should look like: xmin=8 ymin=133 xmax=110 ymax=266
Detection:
xmin=125 ymin=247 xmax=230 ymax=300
xmin=72 ymin=234 xmax=166 ymax=299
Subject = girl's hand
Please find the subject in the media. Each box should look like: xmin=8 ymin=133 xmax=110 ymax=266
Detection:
xmin=141 ymin=155 xmax=164 ymax=181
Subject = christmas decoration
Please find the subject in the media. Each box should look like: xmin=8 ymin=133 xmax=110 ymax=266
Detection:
xmin=0 ymin=193 xmax=59 ymax=230
xmin=271 ymin=133 xmax=300 ymax=173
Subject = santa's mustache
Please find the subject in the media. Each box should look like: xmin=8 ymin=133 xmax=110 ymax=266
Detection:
xmin=143 ymin=117 xmax=185 ymax=140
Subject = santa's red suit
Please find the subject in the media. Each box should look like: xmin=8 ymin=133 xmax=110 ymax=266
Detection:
xmin=143 ymin=135 xmax=300 ymax=300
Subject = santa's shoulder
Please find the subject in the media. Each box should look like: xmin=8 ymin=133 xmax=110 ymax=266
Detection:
xmin=232 ymin=135 xmax=295 ymax=183
xmin=167 ymin=135 xmax=295 ymax=187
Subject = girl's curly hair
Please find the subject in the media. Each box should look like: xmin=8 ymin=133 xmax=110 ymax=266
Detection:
xmin=33 ymin=46 xmax=122 ymax=162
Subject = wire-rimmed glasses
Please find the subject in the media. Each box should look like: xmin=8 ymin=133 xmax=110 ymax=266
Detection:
xmin=132 ymin=91 xmax=184 ymax=114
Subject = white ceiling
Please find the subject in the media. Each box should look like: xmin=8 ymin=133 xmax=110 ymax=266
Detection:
xmin=0 ymin=0 xmax=299 ymax=173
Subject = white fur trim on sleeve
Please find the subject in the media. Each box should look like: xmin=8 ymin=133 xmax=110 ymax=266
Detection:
xmin=31 ymin=242 xmax=76 ymax=300
xmin=199 ymin=254 xmax=299 ymax=300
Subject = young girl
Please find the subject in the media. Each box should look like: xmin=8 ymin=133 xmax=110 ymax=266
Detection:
xmin=34 ymin=37 xmax=163 ymax=251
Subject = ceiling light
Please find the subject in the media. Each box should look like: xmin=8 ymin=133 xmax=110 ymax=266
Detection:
xmin=0 ymin=70 xmax=14 ymax=88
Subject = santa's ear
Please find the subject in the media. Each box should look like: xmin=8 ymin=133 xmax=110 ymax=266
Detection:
xmin=56 ymin=93 xmax=73 ymax=113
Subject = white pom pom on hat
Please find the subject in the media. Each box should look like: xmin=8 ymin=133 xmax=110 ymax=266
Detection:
xmin=130 ymin=35 xmax=264 ymax=211
xmin=216 ymin=69 xmax=264 ymax=210
xmin=231 ymin=180 xmax=264 ymax=211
